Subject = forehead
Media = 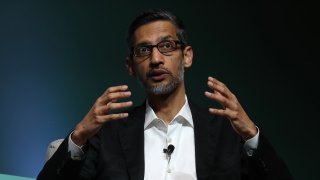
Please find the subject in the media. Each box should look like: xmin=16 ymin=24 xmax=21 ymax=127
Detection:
xmin=133 ymin=20 xmax=178 ymax=45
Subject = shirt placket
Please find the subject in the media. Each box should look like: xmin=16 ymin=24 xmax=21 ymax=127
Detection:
xmin=165 ymin=120 xmax=182 ymax=180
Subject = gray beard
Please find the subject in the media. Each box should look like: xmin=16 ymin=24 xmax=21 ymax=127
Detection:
xmin=138 ymin=60 xmax=184 ymax=95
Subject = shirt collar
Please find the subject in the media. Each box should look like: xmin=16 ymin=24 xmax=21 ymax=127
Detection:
xmin=144 ymin=95 xmax=193 ymax=129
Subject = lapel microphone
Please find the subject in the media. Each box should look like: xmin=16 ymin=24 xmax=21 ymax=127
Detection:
xmin=163 ymin=144 xmax=175 ymax=163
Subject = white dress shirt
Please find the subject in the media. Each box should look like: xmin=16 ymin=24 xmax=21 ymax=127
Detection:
xmin=66 ymin=96 xmax=260 ymax=180
xmin=144 ymin=98 xmax=196 ymax=180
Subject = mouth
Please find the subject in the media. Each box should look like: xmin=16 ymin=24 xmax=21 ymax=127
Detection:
xmin=147 ymin=69 xmax=170 ymax=82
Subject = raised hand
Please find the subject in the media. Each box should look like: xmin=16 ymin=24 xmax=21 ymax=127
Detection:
xmin=204 ymin=77 xmax=257 ymax=140
xmin=72 ymin=85 xmax=133 ymax=146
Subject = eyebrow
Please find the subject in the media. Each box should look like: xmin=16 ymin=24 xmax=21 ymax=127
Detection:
xmin=134 ymin=35 xmax=177 ymax=47
xmin=159 ymin=35 xmax=176 ymax=41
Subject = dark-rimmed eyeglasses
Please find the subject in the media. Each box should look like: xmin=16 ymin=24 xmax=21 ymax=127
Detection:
xmin=132 ymin=40 xmax=184 ymax=58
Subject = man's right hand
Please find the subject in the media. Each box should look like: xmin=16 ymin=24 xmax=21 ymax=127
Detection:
xmin=71 ymin=85 xmax=133 ymax=146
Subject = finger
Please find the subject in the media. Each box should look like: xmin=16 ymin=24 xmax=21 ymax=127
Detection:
xmin=105 ymin=91 xmax=131 ymax=102
xmin=205 ymin=90 xmax=239 ymax=110
xmin=108 ymin=101 xmax=133 ymax=110
xmin=204 ymin=91 xmax=230 ymax=108
xmin=98 ymin=91 xmax=132 ymax=105
xmin=97 ymin=101 xmax=133 ymax=114
xmin=103 ymin=85 xmax=129 ymax=96
xmin=208 ymin=108 xmax=237 ymax=119
xmin=207 ymin=79 xmax=229 ymax=98
xmin=207 ymin=77 xmax=232 ymax=99
xmin=96 ymin=113 xmax=129 ymax=123
xmin=208 ymin=76 xmax=225 ymax=87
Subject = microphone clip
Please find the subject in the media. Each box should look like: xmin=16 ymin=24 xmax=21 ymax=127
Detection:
xmin=163 ymin=144 xmax=175 ymax=164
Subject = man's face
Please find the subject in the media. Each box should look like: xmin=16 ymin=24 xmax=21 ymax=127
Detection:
xmin=127 ymin=20 xmax=193 ymax=95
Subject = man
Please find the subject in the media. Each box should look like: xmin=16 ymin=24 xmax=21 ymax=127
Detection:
xmin=37 ymin=9 xmax=292 ymax=180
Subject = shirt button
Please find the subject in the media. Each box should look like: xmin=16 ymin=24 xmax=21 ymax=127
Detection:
xmin=167 ymin=168 xmax=172 ymax=173
xmin=167 ymin=137 xmax=172 ymax=143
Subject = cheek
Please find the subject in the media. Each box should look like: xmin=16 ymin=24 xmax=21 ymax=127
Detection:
xmin=170 ymin=58 xmax=184 ymax=73
xmin=134 ymin=65 xmax=147 ymax=79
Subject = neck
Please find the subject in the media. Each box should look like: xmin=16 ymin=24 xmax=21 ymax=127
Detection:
xmin=147 ymin=83 xmax=186 ymax=124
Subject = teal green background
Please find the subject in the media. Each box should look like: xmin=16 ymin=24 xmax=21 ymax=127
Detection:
xmin=1 ymin=0 xmax=318 ymax=179
xmin=0 ymin=174 xmax=35 ymax=180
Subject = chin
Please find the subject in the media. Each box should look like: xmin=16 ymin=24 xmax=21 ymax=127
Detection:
xmin=147 ymin=81 xmax=179 ymax=95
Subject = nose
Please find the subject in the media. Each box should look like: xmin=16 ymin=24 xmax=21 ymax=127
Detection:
xmin=149 ymin=46 xmax=164 ymax=65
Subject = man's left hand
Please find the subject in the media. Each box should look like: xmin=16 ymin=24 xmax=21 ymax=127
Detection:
xmin=204 ymin=76 xmax=257 ymax=140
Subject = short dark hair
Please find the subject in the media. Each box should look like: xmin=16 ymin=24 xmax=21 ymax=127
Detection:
xmin=126 ymin=9 xmax=188 ymax=56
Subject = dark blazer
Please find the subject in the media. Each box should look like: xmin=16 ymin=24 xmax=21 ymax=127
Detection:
xmin=37 ymin=102 xmax=293 ymax=180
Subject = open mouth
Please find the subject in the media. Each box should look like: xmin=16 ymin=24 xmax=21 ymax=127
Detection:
xmin=147 ymin=69 xmax=170 ymax=81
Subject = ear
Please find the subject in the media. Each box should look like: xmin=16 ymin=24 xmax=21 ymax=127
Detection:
xmin=125 ymin=56 xmax=136 ymax=77
xmin=183 ymin=46 xmax=193 ymax=68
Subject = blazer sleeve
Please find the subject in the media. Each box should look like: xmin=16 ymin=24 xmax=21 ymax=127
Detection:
xmin=242 ymin=132 xmax=293 ymax=180
xmin=37 ymin=134 xmax=96 ymax=180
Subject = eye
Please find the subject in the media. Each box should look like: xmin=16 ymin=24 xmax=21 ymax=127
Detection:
xmin=139 ymin=46 xmax=150 ymax=53
xmin=159 ymin=41 xmax=174 ymax=49
xmin=134 ymin=46 xmax=151 ymax=56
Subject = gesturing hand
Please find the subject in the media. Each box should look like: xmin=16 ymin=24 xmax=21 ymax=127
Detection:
xmin=72 ymin=85 xmax=133 ymax=146
xmin=204 ymin=77 xmax=257 ymax=140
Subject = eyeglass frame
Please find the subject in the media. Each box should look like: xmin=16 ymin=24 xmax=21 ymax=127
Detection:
xmin=130 ymin=40 xmax=186 ymax=58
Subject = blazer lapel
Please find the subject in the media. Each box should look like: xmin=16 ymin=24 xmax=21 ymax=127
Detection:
xmin=118 ymin=104 xmax=146 ymax=180
xmin=117 ymin=102 xmax=222 ymax=179
xmin=190 ymin=102 xmax=219 ymax=179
